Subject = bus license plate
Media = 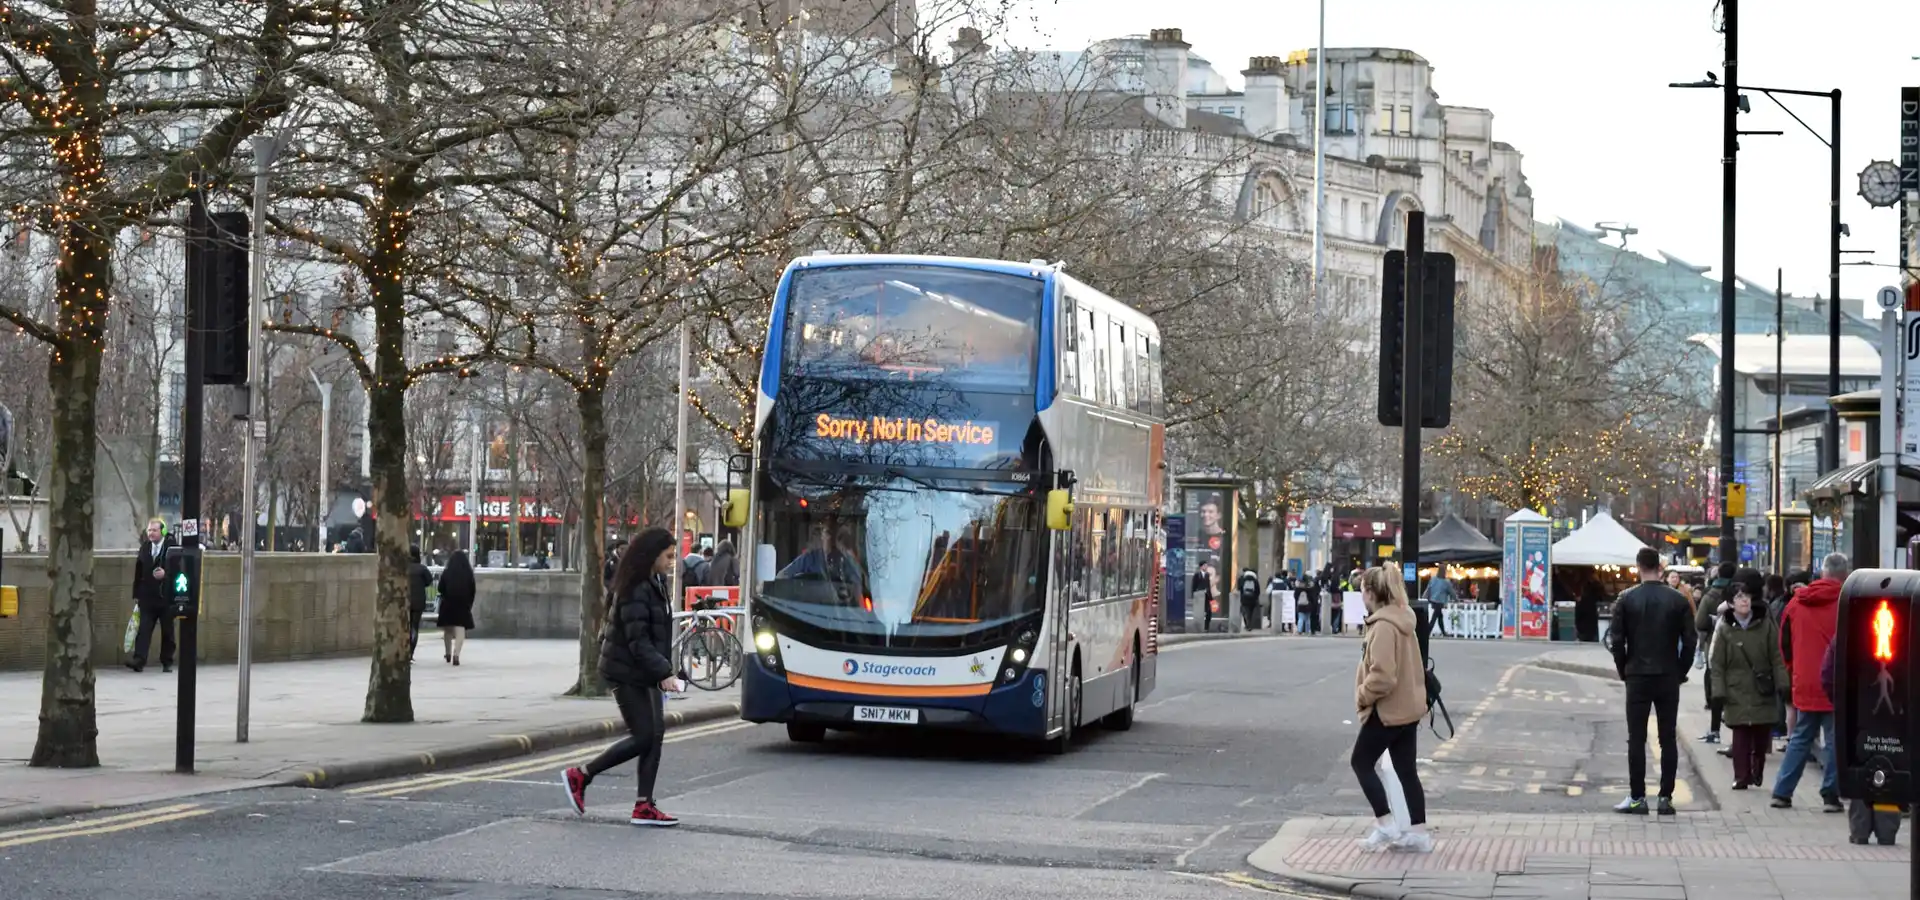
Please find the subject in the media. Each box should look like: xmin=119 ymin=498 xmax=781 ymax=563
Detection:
xmin=852 ymin=706 xmax=919 ymax=724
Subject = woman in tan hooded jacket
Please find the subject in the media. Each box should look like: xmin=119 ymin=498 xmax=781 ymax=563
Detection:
xmin=1350 ymin=566 xmax=1432 ymax=853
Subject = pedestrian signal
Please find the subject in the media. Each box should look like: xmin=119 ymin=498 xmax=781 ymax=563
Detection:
xmin=1874 ymin=599 xmax=1896 ymax=662
xmin=1835 ymin=571 xmax=1914 ymax=804
xmin=174 ymin=572 xmax=190 ymax=597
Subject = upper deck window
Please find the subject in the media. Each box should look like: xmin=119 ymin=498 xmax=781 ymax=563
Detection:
xmin=783 ymin=265 xmax=1043 ymax=392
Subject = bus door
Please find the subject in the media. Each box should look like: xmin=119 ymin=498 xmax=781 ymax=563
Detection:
xmin=1046 ymin=525 xmax=1073 ymax=735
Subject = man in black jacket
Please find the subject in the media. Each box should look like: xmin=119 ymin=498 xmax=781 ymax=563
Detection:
xmin=1608 ymin=547 xmax=1697 ymax=816
xmin=127 ymin=519 xmax=179 ymax=673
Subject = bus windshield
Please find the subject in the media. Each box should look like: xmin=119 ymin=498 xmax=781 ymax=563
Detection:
xmin=783 ymin=264 xmax=1044 ymax=392
xmin=754 ymin=472 xmax=1044 ymax=650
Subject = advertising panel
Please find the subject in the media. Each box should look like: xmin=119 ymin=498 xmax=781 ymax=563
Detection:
xmin=1517 ymin=523 xmax=1552 ymax=640
xmin=1182 ymin=485 xmax=1235 ymax=623
xmin=1164 ymin=514 xmax=1187 ymax=626
xmin=1501 ymin=522 xmax=1519 ymax=638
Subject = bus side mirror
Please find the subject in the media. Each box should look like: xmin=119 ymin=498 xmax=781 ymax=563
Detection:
xmin=723 ymin=489 xmax=750 ymax=529
xmin=1046 ymin=489 xmax=1073 ymax=531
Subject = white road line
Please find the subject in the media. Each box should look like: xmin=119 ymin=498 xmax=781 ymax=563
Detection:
xmin=1172 ymin=823 xmax=1234 ymax=868
xmin=1072 ymin=772 xmax=1166 ymax=819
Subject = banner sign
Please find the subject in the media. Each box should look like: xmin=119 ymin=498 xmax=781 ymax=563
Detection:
xmin=1901 ymin=88 xmax=1919 ymax=458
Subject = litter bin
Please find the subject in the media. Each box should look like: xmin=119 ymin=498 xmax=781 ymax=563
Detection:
xmin=1552 ymin=603 xmax=1576 ymax=642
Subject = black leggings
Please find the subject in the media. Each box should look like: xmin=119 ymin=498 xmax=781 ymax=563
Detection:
xmin=584 ymin=684 xmax=666 ymax=799
xmin=1350 ymin=711 xmax=1426 ymax=825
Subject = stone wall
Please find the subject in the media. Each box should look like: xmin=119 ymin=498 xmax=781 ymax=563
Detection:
xmin=467 ymin=569 xmax=586 ymax=640
xmin=0 ymin=552 xmax=377 ymax=671
xmin=0 ymin=554 xmax=591 ymax=671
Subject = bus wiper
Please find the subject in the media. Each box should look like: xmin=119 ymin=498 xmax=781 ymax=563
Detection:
xmin=883 ymin=468 xmax=945 ymax=491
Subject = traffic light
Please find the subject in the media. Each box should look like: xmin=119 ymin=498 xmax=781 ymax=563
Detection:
xmin=186 ymin=207 xmax=250 ymax=385
xmin=1376 ymin=249 xmax=1456 ymax=429
xmin=164 ymin=545 xmax=201 ymax=621
xmin=1834 ymin=570 xmax=1914 ymax=807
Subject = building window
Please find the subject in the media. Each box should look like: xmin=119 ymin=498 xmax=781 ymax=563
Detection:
xmin=1361 ymin=201 xmax=1372 ymax=235
xmin=1324 ymin=103 xmax=1356 ymax=135
xmin=1397 ymin=105 xmax=1414 ymax=136
xmin=1378 ymin=104 xmax=1395 ymax=134
xmin=1340 ymin=198 xmax=1350 ymax=236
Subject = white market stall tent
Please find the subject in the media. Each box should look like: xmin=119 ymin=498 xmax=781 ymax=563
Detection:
xmin=1550 ymin=511 xmax=1650 ymax=567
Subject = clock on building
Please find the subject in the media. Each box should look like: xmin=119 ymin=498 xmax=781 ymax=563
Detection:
xmin=1858 ymin=160 xmax=1902 ymax=208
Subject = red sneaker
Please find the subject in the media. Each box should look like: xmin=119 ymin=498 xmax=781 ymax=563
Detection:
xmin=630 ymin=800 xmax=679 ymax=827
xmin=560 ymin=767 xmax=588 ymax=816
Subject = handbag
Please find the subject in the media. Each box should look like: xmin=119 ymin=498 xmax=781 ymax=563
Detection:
xmin=1733 ymin=621 xmax=1775 ymax=698
xmin=122 ymin=610 xmax=140 ymax=655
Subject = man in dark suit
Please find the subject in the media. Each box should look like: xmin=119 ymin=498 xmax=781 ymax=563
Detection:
xmin=128 ymin=519 xmax=179 ymax=673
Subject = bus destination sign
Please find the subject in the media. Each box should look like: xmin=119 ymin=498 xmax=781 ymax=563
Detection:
xmin=814 ymin=414 xmax=998 ymax=446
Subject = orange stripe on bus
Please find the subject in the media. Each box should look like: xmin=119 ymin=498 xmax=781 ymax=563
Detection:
xmin=786 ymin=672 xmax=992 ymax=698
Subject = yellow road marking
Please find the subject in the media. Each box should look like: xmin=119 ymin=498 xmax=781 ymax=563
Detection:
xmin=1567 ymin=785 xmax=1584 ymax=796
xmin=356 ymin=721 xmax=757 ymax=798
xmin=1172 ymin=871 xmax=1322 ymax=895
xmin=0 ymin=806 xmax=212 ymax=850
xmin=0 ymin=803 xmax=200 ymax=842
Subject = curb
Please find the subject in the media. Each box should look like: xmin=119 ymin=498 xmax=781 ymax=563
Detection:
xmin=1526 ymin=657 xmax=1619 ymax=681
xmin=289 ymin=701 xmax=742 ymax=789
xmin=0 ymin=803 xmax=99 ymax=829
xmin=1159 ymin=631 xmax=1269 ymax=647
xmin=1245 ymin=816 xmax=1424 ymax=899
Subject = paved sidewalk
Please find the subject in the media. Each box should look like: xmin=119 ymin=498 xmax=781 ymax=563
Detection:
xmin=1246 ymin=645 xmax=1907 ymax=899
xmin=0 ymin=640 xmax=739 ymax=826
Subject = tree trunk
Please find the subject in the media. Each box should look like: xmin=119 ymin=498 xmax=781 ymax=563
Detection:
xmin=1273 ymin=499 xmax=1292 ymax=573
xmin=361 ymin=236 xmax=415 ymax=723
xmin=31 ymin=221 xmax=111 ymax=768
xmin=566 ymin=383 xmax=609 ymax=697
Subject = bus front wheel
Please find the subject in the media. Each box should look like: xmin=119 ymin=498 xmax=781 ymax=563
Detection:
xmin=786 ymin=722 xmax=827 ymax=743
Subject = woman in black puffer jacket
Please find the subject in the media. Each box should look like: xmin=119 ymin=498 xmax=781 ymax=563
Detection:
xmin=560 ymin=527 xmax=684 ymax=827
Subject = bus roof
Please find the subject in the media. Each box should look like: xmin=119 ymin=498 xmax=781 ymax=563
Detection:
xmin=784 ymin=253 xmax=1052 ymax=280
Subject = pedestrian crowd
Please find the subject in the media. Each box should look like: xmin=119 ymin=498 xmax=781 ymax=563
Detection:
xmin=1609 ymin=547 xmax=1856 ymax=825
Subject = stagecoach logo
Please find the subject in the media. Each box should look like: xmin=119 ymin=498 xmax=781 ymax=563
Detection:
xmin=840 ymin=658 xmax=940 ymax=678
xmin=1031 ymin=672 xmax=1046 ymax=708
xmin=969 ymin=656 xmax=986 ymax=677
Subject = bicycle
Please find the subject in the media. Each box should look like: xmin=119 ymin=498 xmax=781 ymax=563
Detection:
xmin=670 ymin=608 xmax=744 ymax=691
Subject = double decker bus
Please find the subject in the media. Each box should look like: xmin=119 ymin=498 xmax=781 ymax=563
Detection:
xmin=730 ymin=253 xmax=1167 ymax=752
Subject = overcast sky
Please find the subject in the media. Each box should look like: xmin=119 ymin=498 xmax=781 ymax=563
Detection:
xmin=989 ymin=0 xmax=1920 ymax=304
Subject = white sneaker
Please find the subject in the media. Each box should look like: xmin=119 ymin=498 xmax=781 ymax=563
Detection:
xmin=1356 ymin=824 xmax=1402 ymax=851
xmin=1391 ymin=830 xmax=1434 ymax=853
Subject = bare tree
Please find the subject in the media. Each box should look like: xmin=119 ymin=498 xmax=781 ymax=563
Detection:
xmin=0 ymin=0 xmax=321 ymax=767
xmin=1429 ymin=255 xmax=1701 ymax=516
xmin=455 ymin=2 xmax=838 ymax=694
xmin=262 ymin=0 xmax=620 ymax=722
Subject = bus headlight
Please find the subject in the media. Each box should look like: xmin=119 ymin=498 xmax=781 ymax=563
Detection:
xmin=755 ymin=631 xmax=777 ymax=653
xmin=998 ymin=644 xmax=1035 ymax=687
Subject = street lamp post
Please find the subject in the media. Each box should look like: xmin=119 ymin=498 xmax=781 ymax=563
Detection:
xmin=1719 ymin=0 xmax=1739 ymax=563
xmin=307 ymin=368 xmax=331 ymax=552
xmin=237 ymin=134 xmax=282 ymax=744
xmin=1671 ymin=0 xmax=1851 ymax=559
